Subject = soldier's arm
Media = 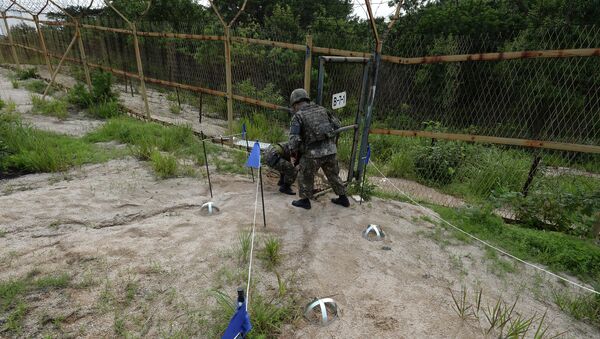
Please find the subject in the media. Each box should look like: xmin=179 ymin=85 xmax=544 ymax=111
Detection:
xmin=288 ymin=114 xmax=302 ymax=152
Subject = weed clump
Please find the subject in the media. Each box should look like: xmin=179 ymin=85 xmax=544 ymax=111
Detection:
xmin=150 ymin=151 xmax=178 ymax=179
xmin=30 ymin=95 xmax=68 ymax=120
xmin=15 ymin=67 xmax=38 ymax=80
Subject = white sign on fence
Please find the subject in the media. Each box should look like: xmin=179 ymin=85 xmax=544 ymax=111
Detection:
xmin=332 ymin=91 xmax=347 ymax=110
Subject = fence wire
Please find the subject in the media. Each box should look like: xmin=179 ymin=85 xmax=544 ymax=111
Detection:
xmin=0 ymin=2 xmax=598 ymax=226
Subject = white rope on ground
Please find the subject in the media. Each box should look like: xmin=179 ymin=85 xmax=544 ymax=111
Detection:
xmin=245 ymin=168 xmax=262 ymax=310
xmin=368 ymin=159 xmax=600 ymax=295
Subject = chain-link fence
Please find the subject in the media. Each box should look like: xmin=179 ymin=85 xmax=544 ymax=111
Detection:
xmin=0 ymin=1 xmax=598 ymax=221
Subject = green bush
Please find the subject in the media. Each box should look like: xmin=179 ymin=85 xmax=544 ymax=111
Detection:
xmin=67 ymin=70 xmax=116 ymax=110
xmin=414 ymin=143 xmax=463 ymax=186
xmin=496 ymin=182 xmax=600 ymax=237
xmin=30 ymin=95 xmax=68 ymax=120
xmin=15 ymin=67 xmax=37 ymax=80
xmin=88 ymin=100 xmax=122 ymax=119
xmin=150 ymin=151 xmax=177 ymax=179
xmin=0 ymin=99 xmax=5 ymax=111
xmin=67 ymin=83 xmax=93 ymax=108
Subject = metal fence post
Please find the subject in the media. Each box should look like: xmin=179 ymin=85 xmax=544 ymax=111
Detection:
xmin=33 ymin=15 xmax=53 ymax=73
xmin=1 ymin=11 xmax=20 ymax=69
xmin=224 ymin=26 xmax=234 ymax=132
xmin=357 ymin=44 xmax=382 ymax=180
xmin=316 ymin=57 xmax=325 ymax=105
xmin=132 ymin=23 xmax=151 ymax=119
xmin=348 ymin=59 xmax=371 ymax=182
xmin=304 ymin=34 xmax=312 ymax=93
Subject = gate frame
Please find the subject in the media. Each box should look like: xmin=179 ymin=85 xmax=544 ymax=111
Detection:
xmin=315 ymin=56 xmax=371 ymax=183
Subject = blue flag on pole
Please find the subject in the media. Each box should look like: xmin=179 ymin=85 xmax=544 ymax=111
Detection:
xmin=245 ymin=141 xmax=261 ymax=169
xmin=222 ymin=302 xmax=252 ymax=339
xmin=364 ymin=145 xmax=371 ymax=164
xmin=242 ymin=123 xmax=247 ymax=140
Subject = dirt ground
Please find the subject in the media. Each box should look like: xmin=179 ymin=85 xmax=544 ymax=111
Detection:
xmin=1 ymin=67 xmax=599 ymax=338
xmin=1 ymin=155 xmax=599 ymax=338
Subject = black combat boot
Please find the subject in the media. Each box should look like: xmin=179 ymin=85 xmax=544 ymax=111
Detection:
xmin=277 ymin=174 xmax=285 ymax=186
xmin=331 ymin=195 xmax=350 ymax=207
xmin=292 ymin=198 xmax=311 ymax=209
xmin=279 ymin=184 xmax=296 ymax=195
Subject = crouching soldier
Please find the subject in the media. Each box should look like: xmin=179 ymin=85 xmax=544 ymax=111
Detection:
xmin=263 ymin=142 xmax=298 ymax=195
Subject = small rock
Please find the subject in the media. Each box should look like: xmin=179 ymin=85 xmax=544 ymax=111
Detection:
xmin=381 ymin=246 xmax=392 ymax=251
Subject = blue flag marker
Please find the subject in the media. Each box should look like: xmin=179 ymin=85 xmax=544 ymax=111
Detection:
xmin=222 ymin=302 xmax=252 ymax=339
xmin=242 ymin=123 xmax=247 ymax=140
xmin=245 ymin=141 xmax=261 ymax=169
xmin=364 ymin=145 xmax=371 ymax=164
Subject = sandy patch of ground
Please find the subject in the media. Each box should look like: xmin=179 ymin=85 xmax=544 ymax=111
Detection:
xmin=1 ymin=157 xmax=598 ymax=338
xmin=0 ymin=68 xmax=104 ymax=137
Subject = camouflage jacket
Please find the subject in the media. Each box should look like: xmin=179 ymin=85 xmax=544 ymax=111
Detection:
xmin=289 ymin=102 xmax=341 ymax=158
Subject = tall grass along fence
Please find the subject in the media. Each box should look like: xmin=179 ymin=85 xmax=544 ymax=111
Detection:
xmin=0 ymin=2 xmax=598 ymax=234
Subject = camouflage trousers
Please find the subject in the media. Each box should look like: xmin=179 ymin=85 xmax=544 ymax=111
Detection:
xmin=264 ymin=147 xmax=297 ymax=186
xmin=298 ymin=154 xmax=346 ymax=199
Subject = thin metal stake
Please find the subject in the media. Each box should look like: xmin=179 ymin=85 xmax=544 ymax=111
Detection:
xmin=259 ymin=166 xmax=266 ymax=228
xmin=201 ymin=132 xmax=213 ymax=198
xmin=360 ymin=163 xmax=368 ymax=205
xmin=245 ymin=138 xmax=255 ymax=183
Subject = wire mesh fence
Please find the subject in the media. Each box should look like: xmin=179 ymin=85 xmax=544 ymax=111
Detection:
xmin=0 ymin=1 xmax=598 ymax=223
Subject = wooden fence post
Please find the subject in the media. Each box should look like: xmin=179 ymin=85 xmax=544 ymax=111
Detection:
xmin=33 ymin=15 xmax=53 ymax=73
xmin=1 ymin=11 xmax=20 ymax=69
xmin=304 ymin=34 xmax=312 ymax=93
xmin=224 ymin=26 xmax=234 ymax=132
xmin=75 ymin=20 xmax=92 ymax=90
xmin=131 ymin=23 xmax=151 ymax=119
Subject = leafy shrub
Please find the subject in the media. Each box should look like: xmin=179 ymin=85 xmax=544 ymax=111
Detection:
xmin=88 ymin=100 xmax=122 ymax=119
xmin=414 ymin=143 xmax=463 ymax=185
xmin=30 ymin=95 xmax=68 ymax=120
xmin=496 ymin=188 xmax=600 ymax=237
xmin=67 ymin=83 xmax=93 ymax=108
xmin=67 ymin=70 xmax=116 ymax=110
xmin=15 ymin=67 xmax=37 ymax=80
xmin=150 ymin=151 xmax=177 ymax=179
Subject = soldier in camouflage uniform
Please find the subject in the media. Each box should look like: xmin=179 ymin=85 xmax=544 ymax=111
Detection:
xmin=287 ymin=88 xmax=350 ymax=210
xmin=263 ymin=142 xmax=297 ymax=195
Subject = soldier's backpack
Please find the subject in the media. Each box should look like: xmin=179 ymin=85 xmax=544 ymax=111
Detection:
xmin=300 ymin=104 xmax=341 ymax=145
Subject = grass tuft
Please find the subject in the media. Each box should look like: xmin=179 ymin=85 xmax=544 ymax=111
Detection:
xmin=150 ymin=150 xmax=178 ymax=179
xmin=259 ymin=237 xmax=282 ymax=270
xmin=30 ymin=95 xmax=68 ymax=120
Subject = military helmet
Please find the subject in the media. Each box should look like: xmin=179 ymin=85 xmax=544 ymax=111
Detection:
xmin=289 ymin=88 xmax=310 ymax=107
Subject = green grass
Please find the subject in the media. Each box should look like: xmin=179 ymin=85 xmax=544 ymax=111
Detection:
xmin=11 ymin=80 xmax=19 ymax=89
xmin=0 ymin=114 xmax=111 ymax=175
xmin=15 ymin=67 xmax=38 ymax=80
xmin=85 ymin=117 xmax=202 ymax=157
xmin=0 ymin=273 xmax=71 ymax=334
xmin=432 ymin=205 xmax=600 ymax=283
xmin=30 ymin=95 xmax=68 ymax=120
xmin=238 ymin=113 xmax=286 ymax=143
xmin=169 ymin=102 xmax=181 ymax=114
xmin=88 ymin=100 xmax=122 ymax=119
xmin=554 ymin=290 xmax=600 ymax=328
xmin=150 ymin=150 xmax=178 ymax=179
xmin=24 ymin=79 xmax=53 ymax=95
xmin=259 ymin=237 xmax=282 ymax=270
